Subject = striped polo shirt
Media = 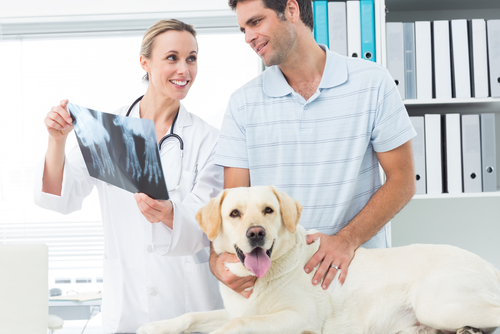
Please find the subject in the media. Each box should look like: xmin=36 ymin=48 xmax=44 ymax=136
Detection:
xmin=215 ymin=45 xmax=415 ymax=248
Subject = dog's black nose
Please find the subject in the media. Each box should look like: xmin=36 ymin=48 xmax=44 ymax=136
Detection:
xmin=246 ymin=226 xmax=266 ymax=246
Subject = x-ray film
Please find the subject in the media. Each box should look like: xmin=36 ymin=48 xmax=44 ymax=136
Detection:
xmin=68 ymin=103 xmax=169 ymax=200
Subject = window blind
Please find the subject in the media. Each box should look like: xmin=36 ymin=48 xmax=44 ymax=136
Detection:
xmin=1 ymin=221 xmax=104 ymax=270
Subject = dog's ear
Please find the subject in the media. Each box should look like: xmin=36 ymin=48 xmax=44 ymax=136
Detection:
xmin=196 ymin=190 xmax=227 ymax=241
xmin=271 ymin=186 xmax=302 ymax=233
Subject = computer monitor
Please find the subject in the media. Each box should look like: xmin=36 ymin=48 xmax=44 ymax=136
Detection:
xmin=0 ymin=244 xmax=48 ymax=333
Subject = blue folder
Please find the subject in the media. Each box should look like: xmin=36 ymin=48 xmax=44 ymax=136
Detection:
xmin=313 ymin=0 xmax=329 ymax=47
xmin=360 ymin=0 xmax=376 ymax=62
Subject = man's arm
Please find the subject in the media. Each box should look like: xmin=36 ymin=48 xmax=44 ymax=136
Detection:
xmin=209 ymin=166 xmax=256 ymax=298
xmin=304 ymin=140 xmax=416 ymax=288
xmin=224 ymin=167 xmax=250 ymax=188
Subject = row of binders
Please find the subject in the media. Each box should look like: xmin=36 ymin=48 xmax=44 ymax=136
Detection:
xmin=387 ymin=19 xmax=500 ymax=100
xmin=411 ymin=113 xmax=497 ymax=195
xmin=313 ymin=0 xmax=376 ymax=62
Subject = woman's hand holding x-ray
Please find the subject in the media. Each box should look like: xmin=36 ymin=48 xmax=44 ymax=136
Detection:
xmin=45 ymin=99 xmax=73 ymax=141
xmin=134 ymin=193 xmax=174 ymax=229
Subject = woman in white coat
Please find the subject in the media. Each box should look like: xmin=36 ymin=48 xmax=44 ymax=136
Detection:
xmin=34 ymin=19 xmax=223 ymax=333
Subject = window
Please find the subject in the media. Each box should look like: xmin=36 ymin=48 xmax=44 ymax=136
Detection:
xmin=0 ymin=30 xmax=260 ymax=294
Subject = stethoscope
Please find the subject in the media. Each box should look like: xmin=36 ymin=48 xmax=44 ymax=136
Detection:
xmin=126 ymin=95 xmax=184 ymax=191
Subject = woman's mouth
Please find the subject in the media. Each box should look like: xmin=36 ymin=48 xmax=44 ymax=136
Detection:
xmin=170 ymin=80 xmax=189 ymax=87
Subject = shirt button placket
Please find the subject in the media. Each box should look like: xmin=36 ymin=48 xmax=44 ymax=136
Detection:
xmin=148 ymin=287 xmax=157 ymax=296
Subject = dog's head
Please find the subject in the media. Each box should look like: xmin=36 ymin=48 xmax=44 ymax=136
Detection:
xmin=196 ymin=186 xmax=302 ymax=278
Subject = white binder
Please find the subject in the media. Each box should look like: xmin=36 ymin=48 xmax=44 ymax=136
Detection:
xmin=461 ymin=114 xmax=483 ymax=193
xmin=403 ymin=22 xmax=416 ymax=99
xmin=386 ymin=22 xmax=405 ymax=99
xmin=487 ymin=20 xmax=500 ymax=97
xmin=433 ymin=21 xmax=452 ymax=99
xmin=415 ymin=21 xmax=432 ymax=100
xmin=424 ymin=114 xmax=443 ymax=194
xmin=480 ymin=113 xmax=497 ymax=192
xmin=444 ymin=114 xmax=463 ymax=194
xmin=450 ymin=20 xmax=471 ymax=99
xmin=346 ymin=0 xmax=361 ymax=58
xmin=328 ymin=1 xmax=348 ymax=56
xmin=410 ymin=116 xmax=426 ymax=194
xmin=470 ymin=19 xmax=489 ymax=98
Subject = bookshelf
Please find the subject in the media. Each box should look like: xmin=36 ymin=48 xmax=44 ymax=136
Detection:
xmin=383 ymin=0 xmax=500 ymax=285
xmin=383 ymin=0 xmax=500 ymax=198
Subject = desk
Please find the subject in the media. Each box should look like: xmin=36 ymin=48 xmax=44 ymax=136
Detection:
xmin=49 ymin=299 xmax=101 ymax=321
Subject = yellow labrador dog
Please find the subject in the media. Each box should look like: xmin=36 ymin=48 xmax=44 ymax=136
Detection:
xmin=137 ymin=186 xmax=500 ymax=334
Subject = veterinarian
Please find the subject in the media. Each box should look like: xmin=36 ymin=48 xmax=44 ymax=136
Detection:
xmin=211 ymin=0 xmax=416 ymax=297
xmin=34 ymin=19 xmax=223 ymax=333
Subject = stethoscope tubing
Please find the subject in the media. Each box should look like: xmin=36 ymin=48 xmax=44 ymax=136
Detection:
xmin=125 ymin=95 xmax=184 ymax=191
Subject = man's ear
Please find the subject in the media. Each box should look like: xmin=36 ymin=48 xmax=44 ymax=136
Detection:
xmin=196 ymin=190 xmax=227 ymax=241
xmin=271 ymin=186 xmax=302 ymax=233
xmin=286 ymin=0 xmax=300 ymax=24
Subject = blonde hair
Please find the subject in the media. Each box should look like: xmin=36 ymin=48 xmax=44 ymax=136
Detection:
xmin=140 ymin=19 xmax=197 ymax=82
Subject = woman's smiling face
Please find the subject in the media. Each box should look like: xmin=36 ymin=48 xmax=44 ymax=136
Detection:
xmin=142 ymin=30 xmax=198 ymax=101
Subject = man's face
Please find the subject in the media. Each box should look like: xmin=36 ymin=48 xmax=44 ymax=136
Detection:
xmin=236 ymin=0 xmax=296 ymax=67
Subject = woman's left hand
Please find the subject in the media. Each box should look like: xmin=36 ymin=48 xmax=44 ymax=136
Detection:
xmin=134 ymin=193 xmax=174 ymax=228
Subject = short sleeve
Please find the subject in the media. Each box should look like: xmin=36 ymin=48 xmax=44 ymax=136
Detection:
xmin=371 ymin=68 xmax=416 ymax=153
xmin=214 ymin=96 xmax=249 ymax=168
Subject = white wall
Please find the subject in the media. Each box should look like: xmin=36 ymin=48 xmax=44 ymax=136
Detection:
xmin=0 ymin=0 xmax=230 ymax=19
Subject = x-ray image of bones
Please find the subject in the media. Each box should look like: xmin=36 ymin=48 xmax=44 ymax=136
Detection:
xmin=112 ymin=116 xmax=163 ymax=185
xmin=69 ymin=104 xmax=116 ymax=178
xmin=67 ymin=103 xmax=168 ymax=200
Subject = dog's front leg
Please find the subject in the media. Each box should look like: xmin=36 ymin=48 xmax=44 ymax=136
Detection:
xmin=209 ymin=311 xmax=317 ymax=334
xmin=137 ymin=309 xmax=231 ymax=334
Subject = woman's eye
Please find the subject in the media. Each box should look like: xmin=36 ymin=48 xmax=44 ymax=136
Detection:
xmin=230 ymin=210 xmax=241 ymax=218
xmin=188 ymin=56 xmax=197 ymax=62
xmin=166 ymin=55 xmax=176 ymax=61
xmin=264 ymin=207 xmax=274 ymax=214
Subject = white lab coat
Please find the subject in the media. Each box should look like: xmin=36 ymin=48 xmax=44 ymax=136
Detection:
xmin=34 ymin=102 xmax=224 ymax=333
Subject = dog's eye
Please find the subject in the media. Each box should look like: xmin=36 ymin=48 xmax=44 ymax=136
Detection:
xmin=230 ymin=210 xmax=241 ymax=218
xmin=264 ymin=207 xmax=274 ymax=214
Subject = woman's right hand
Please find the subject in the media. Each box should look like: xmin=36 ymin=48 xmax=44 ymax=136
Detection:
xmin=45 ymin=99 xmax=73 ymax=141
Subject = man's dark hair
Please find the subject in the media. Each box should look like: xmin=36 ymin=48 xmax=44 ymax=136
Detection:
xmin=228 ymin=0 xmax=314 ymax=31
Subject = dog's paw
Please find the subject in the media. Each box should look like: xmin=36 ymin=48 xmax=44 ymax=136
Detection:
xmin=225 ymin=261 xmax=254 ymax=277
xmin=136 ymin=321 xmax=167 ymax=334
xmin=457 ymin=327 xmax=483 ymax=334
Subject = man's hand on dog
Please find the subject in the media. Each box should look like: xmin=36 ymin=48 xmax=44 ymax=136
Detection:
xmin=209 ymin=245 xmax=257 ymax=298
xmin=304 ymin=232 xmax=356 ymax=288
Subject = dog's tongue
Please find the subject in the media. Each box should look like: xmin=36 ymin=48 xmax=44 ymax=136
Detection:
xmin=244 ymin=247 xmax=271 ymax=278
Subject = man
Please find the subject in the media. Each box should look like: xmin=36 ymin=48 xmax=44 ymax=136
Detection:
xmin=210 ymin=0 xmax=416 ymax=297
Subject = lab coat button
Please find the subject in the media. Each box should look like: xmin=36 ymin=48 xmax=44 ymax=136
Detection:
xmin=148 ymin=288 xmax=157 ymax=296
xmin=304 ymin=105 xmax=308 ymax=110
xmin=147 ymin=245 xmax=153 ymax=253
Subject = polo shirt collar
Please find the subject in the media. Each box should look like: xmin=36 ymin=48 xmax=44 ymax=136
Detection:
xmin=262 ymin=44 xmax=348 ymax=98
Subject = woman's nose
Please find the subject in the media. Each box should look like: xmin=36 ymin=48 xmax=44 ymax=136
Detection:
xmin=177 ymin=60 xmax=189 ymax=75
